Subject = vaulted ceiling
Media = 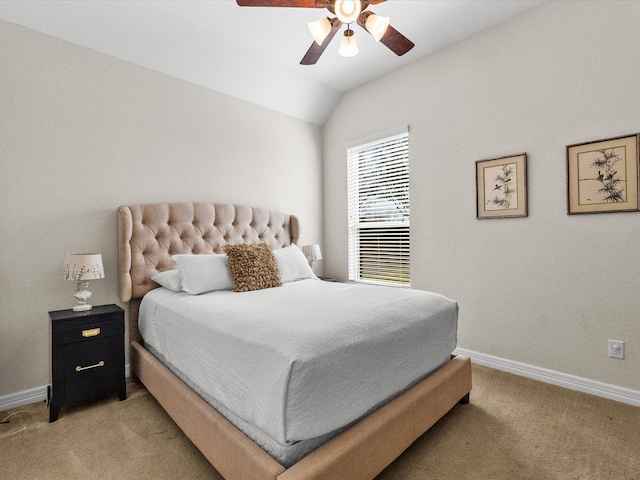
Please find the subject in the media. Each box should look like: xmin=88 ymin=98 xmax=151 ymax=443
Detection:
xmin=0 ymin=0 xmax=543 ymax=125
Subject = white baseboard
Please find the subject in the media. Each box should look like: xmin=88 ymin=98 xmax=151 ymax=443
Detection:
xmin=0 ymin=364 xmax=132 ymax=412
xmin=0 ymin=385 xmax=49 ymax=412
xmin=455 ymin=348 xmax=640 ymax=407
xmin=3 ymin=358 xmax=638 ymax=411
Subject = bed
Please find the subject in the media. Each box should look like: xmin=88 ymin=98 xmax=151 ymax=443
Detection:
xmin=118 ymin=201 xmax=472 ymax=480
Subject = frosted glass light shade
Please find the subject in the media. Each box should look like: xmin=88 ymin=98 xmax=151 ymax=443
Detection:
xmin=338 ymin=29 xmax=359 ymax=57
xmin=365 ymin=14 xmax=390 ymax=42
xmin=334 ymin=0 xmax=362 ymax=24
xmin=308 ymin=18 xmax=332 ymax=45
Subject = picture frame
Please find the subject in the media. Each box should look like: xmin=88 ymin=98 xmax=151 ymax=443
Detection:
xmin=476 ymin=153 xmax=528 ymax=219
xmin=566 ymin=134 xmax=639 ymax=214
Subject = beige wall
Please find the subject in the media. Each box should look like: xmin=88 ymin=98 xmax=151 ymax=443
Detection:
xmin=323 ymin=1 xmax=640 ymax=391
xmin=0 ymin=20 xmax=323 ymax=397
xmin=3 ymin=1 xmax=639 ymax=401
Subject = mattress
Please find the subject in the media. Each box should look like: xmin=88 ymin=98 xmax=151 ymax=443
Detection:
xmin=139 ymin=279 xmax=458 ymax=466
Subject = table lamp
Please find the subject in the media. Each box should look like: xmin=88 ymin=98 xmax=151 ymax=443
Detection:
xmin=62 ymin=253 xmax=104 ymax=311
xmin=302 ymin=245 xmax=322 ymax=272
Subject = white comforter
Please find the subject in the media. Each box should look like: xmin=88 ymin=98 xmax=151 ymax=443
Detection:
xmin=139 ymin=279 xmax=458 ymax=447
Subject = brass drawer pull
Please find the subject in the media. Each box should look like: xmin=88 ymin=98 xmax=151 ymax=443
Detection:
xmin=82 ymin=328 xmax=101 ymax=337
xmin=75 ymin=361 xmax=105 ymax=372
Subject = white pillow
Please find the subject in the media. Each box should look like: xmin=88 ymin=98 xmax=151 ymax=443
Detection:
xmin=172 ymin=254 xmax=234 ymax=295
xmin=274 ymin=245 xmax=316 ymax=283
xmin=151 ymin=269 xmax=182 ymax=292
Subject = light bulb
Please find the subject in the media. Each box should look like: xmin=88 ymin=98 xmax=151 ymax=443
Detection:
xmin=334 ymin=0 xmax=362 ymax=24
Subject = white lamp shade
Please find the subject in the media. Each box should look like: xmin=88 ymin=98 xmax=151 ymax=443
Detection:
xmin=308 ymin=18 xmax=332 ymax=45
xmin=334 ymin=0 xmax=362 ymax=24
xmin=338 ymin=29 xmax=359 ymax=57
xmin=365 ymin=14 xmax=390 ymax=42
xmin=302 ymin=245 xmax=322 ymax=263
xmin=63 ymin=253 xmax=105 ymax=280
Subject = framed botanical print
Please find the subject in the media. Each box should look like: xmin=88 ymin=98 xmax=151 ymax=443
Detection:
xmin=476 ymin=153 xmax=528 ymax=219
xmin=567 ymin=134 xmax=639 ymax=214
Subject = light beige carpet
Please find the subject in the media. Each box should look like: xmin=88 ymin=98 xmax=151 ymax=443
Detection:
xmin=1 ymin=365 xmax=638 ymax=479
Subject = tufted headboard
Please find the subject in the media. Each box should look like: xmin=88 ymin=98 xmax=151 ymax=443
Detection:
xmin=118 ymin=202 xmax=300 ymax=342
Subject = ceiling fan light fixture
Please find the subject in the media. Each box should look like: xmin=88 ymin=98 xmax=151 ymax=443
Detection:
xmin=308 ymin=17 xmax=332 ymax=46
xmin=338 ymin=28 xmax=359 ymax=57
xmin=365 ymin=14 xmax=390 ymax=42
xmin=334 ymin=0 xmax=362 ymax=24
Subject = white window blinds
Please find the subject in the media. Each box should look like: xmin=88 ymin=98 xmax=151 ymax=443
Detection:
xmin=347 ymin=126 xmax=410 ymax=286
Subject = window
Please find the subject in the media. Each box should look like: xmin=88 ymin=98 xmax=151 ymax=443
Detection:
xmin=347 ymin=126 xmax=410 ymax=287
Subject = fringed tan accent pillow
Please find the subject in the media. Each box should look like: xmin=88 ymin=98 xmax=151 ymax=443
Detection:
xmin=224 ymin=244 xmax=282 ymax=292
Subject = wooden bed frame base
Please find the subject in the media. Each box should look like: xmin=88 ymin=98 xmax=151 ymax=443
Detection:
xmin=131 ymin=341 xmax=472 ymax=480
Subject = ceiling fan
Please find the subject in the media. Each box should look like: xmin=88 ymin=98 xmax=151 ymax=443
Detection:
xmin=236 ymin=0 xmax=415 ymax=65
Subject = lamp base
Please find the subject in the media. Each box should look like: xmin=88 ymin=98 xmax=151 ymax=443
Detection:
xmin=73 ymin=280 xmax=93 ymax=312
xmin=73 ymin=304 xmax=93 ymax=312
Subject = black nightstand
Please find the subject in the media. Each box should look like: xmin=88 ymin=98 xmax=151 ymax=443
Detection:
xmin=49 ymin=304 xmax=126 ymax=422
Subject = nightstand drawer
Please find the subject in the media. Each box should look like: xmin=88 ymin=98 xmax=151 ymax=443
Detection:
xmin=63 ymin=335 xmax=124 ymax=403
xmin=53 ymin=320 xmax=124 ymax=346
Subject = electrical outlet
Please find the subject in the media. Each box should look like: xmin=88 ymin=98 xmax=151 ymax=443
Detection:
xmin=608 ymin=340 xmax=624 ymax=360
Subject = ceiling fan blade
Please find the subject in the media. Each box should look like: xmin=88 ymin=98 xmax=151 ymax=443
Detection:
xmin=379 ymin=25 xmax=414 ymax=56
xmin=358 ymin=10 xmax=414 ymax=56
xmin=236 ymin=0 xmax=329 ymax=7
xmin=366 ymin=0 xmax=387 ymax=4
xmin=300 ymin=18 xmax=341 ymax=65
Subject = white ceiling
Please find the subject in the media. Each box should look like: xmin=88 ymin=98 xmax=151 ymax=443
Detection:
xmin=0 ymin=0 xmax=543 ymax=125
